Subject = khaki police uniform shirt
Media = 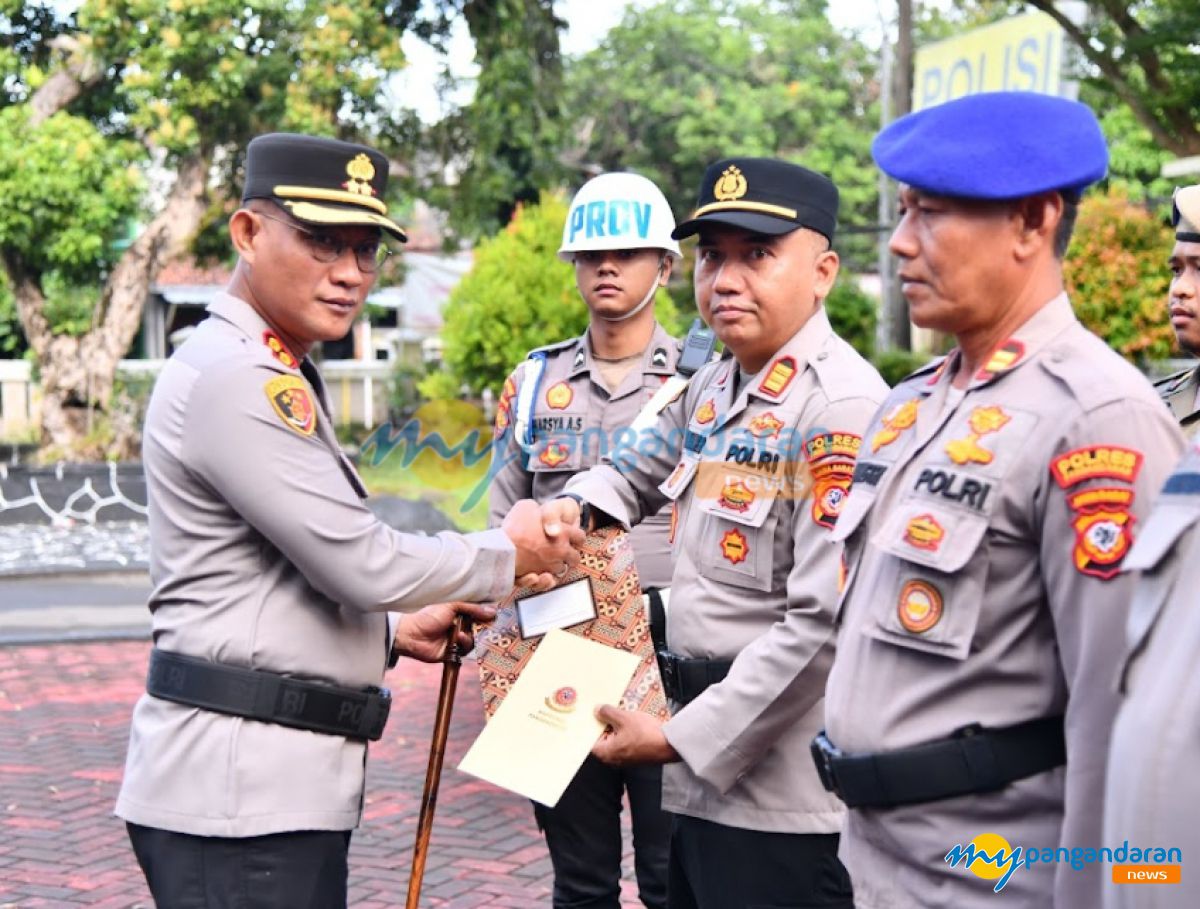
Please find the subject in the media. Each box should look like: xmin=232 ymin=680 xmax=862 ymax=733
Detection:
xmin=115 ymin=292 xmax=516 ymax=838
xmin=567 ymin=309 xmax=888 ymax=833
xmin=1103 ymin=443 xmax=1200 ymax=909
xmin=1155 ymin=365 xmax=1200 ymax=439
xmin=487 ymin=323 xmax=678 ymax=589
xmin=825 ymin=294 xmax=1184 ymax=909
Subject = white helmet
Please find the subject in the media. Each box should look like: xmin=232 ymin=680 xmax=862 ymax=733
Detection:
xmin=557 ymin=172 xmax=682 ymax=263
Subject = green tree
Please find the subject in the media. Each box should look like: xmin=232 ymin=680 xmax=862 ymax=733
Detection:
xmin=0 ymin=0 xmax=440 ymax=457
xmin=562 ymin=0 xmax=879 ymax=268
xmin=1024 ymin=0 xmax=1200 ymax=158
xmin=1065 ymin=186 xmax=1174 ymax=363
xmin=427 ymin=192 xmax=684 ymax=398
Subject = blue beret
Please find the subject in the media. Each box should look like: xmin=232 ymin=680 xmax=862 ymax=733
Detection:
xmin=872 ymin=92 xmax=1108 ymax=200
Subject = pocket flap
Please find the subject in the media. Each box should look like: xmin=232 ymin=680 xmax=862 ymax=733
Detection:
xmin=874 ymin=504 xmax=989 ymax=573
xmin=1124 ymin=501 xmax=1200 ymax=572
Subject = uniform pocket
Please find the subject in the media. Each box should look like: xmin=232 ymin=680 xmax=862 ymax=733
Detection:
xmin=862 ymin=506 xmax=990 ymax=660
xmin=697 ymin=499 xmax=778 ymax=592
xmin=527 ymin=431 xmax=583 ymax=474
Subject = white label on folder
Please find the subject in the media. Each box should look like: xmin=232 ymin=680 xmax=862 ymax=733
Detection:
xmin=516 ymin=578 xmax=597 ymax=638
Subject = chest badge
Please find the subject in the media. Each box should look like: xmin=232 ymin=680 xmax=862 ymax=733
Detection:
xmin=546 ymin=381 xmax=573 ymax=410
xmin=720 ymin=528 xmax=749 ymax=565
xmin=871 ymin=398 xmax=919 ymax=453
xmin=264 ymin=375 xmax=316 ymax=436
xmin=748 ymin=411 xmax=784 ymax=440
xmin=904 ymin=513 xmax=945 ymax=552
xmin=897 ymin=579 xmax=943 ymax=634
xmin=696 ymin=399 xmax=716 ymax=425
xmin=945 ymin=405 xmax=1010 ymax=465
xmin=718 ymin=479 xmax=756 ymax=513
xmin=539 ymin=441 xmax=571 ymax=467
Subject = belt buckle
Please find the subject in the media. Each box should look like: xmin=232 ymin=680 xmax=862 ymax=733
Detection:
xmin=810 ymin=730 xmax=842 ymax=795
xmin=656 ymin=650 xmax=678 ymax=701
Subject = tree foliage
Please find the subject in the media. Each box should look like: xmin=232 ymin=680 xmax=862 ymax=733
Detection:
xmin=428 ymin=192 xmax=684 ymax=398
xmin=1024 ymin=0 xmax=1200 ymax=158
xmin=1066 ymin=186 xmax=1174 ymax=363
xmin=562 ymin=0 xmax=878 ymax=268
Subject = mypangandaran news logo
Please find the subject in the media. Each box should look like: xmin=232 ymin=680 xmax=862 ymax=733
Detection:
xmin=945 ymin=832 xmax=1183 ymax=893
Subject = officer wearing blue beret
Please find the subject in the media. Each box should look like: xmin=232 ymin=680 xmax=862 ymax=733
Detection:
xmin=115 ymin=133 xmax=583 ymax=907
xmin=815 ymin=92 xmax=1185 ymax=908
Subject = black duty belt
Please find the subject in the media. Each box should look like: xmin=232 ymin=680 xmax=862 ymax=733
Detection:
xmin=656 ymin=649 xmax=732 ymax=706
xmin=811 ymin=716 xmax=1066 ymax=809
xmin=146 ymin=648 xmax=391 ymax=742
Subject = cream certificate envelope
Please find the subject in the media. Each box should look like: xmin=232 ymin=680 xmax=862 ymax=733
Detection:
xmin=458 ymin=628 xmax=640 ymax=807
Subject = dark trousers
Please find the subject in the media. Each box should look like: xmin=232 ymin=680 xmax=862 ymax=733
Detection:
xmin=667 ymin=815 xmax=853 ymax=909
xmin=533 ymin=754 xmax=670 ymax=909
xmin=127 ymin=822 xmax=351 ymax=909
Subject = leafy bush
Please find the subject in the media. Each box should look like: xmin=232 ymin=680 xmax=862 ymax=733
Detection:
xmin=1066 ymin=187 xmax=1174 ymax=363
xmin=825 ymin=275 xmax=876 ymax=359
xmin=873 ymin=349 xmax=934 ymax=387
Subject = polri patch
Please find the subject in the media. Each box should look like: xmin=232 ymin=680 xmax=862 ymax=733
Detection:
xmin=871 ymin=398 xmax=919 ymax=453
xmin=265 ymin=375 xmax=316 ymax=436
xmin=1051 ymin=446 xmax=1143 ymax=488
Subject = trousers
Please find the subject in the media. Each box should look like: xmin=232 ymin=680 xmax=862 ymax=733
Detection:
xmin=127 ymin=822 xmax=352 ymax=909
xmin=533 ymin=754 xmax=670 ymax=908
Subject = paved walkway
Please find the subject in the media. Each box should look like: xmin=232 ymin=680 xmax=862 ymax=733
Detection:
xmin=0 ymin=641 xmax=647 ymax=908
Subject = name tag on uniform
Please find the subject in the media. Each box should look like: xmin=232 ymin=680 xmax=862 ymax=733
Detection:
xmin=516 ymin=578 xmax=598 ymax=639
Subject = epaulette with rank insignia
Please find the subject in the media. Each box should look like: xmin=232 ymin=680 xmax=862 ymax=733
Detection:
xmin=1153 ymin=367 xmax=1194 ymax=397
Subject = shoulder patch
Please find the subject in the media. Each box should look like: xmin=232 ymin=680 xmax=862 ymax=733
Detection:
xmin=1050 ymin=445 xmax=1143 ymax=488
xmin=265 ymin=375 xmax=316 ymax=436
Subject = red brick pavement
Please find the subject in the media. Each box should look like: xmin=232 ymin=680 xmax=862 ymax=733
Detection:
xmin=0 ymin=641 xmax=647 ymax=908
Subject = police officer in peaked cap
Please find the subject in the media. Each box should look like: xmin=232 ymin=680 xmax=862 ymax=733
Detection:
xmin=115 ymin=132 xmax=583 ymax=908
xmin=817 ymin=92 xmax=1184 ymax=908
xmin=544 ymin=155 xmax=889 ymax=908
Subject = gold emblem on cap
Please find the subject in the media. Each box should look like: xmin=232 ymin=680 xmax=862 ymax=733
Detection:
xmin=343 ymin=153 xmax=377 ymax=197
xmin=713 ymin=165 xmax=748 ymax=202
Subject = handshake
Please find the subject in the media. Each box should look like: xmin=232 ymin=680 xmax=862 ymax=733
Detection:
xmin=501 ymin=497 xmax=588 ymax=592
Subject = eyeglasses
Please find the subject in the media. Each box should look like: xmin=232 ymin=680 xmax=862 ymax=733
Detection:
xmin=256 ymin=210 xmax=393 ymax=273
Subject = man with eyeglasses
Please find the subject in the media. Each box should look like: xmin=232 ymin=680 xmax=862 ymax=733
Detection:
xmin=115 ymin=133 xmax=583 ymax=908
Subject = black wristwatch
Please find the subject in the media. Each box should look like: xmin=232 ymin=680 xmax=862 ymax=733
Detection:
xmin=557 ymin=493 xmax=593 ymax=531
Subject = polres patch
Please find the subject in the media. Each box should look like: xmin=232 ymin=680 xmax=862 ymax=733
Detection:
xmin=265 ymin=375 xmax=316 ymax=436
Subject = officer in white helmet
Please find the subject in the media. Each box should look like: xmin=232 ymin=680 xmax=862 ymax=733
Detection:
xmin=487 ymin=171 xmax=683 ymax=909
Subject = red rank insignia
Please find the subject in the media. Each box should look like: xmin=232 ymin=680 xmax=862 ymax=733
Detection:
xmin=263 ymin=331 xmax=298 ymax=369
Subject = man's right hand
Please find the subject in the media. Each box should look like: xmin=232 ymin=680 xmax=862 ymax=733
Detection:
xmin=501 ymin=498 xmax=585 ymax=590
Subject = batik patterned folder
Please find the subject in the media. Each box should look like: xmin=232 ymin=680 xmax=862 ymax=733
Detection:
xmin=473 ymin=526 xmax=669 ymax=721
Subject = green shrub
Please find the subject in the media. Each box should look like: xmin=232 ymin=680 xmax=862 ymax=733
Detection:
xmin=825 ymin=275 xmax=876 ymax=359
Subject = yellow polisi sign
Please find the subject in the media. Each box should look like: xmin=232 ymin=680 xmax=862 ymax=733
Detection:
xmin=913 ymin=11 xmax=1070 ymax=111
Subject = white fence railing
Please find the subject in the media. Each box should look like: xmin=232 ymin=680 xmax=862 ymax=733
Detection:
xmin=0 ymin=359 xmax=395 ymax=439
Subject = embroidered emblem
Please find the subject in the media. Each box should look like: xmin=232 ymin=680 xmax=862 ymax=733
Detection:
xmin=975 ymin=340 xmax=1025 ymax=382
xmin=805 ymin=432 xmax=862 ymax=462
xmin=573 ymin=348 xmax=586 ymax=371
xmin=262 ymin=331 xmax=298 ymax=369
xmin=546 ymin=381 xmax=573 ymax=410
xmin=264 ymin=375 xmax=316 ymax=436
xmin=720 ymin=528 xmax=749 ymax=565
xmin=1071 ymin=509 xmax=1134 ymax=580
xmin=904 ymin=513 xmax=945 ymax=552
xmin=748 ymin=412 xmax=784 ymax=440
xmin=494 ymin=404 xmax=510 ymax=437
xmin=696 ymin=399 xmax=716 ymax=425
xmin=871 ymin=399 xmax=919 ymax=452
xmin=897 ymin=579 xmax=943 ymax=634
xmin=652 ymin=347 xmax=669 ymax=368
xmin=539 ymin=442 xmax=571 ymax=467
xmin=1051 ymin=446 xmax=1143 ymax=488
xmin=1068 ymin=486 xmax=1135 ymax=512
xmin=713 ymin=165 xmax=748 ymax=201
xmin=810 ymin=462 xmax=854 ymax=529
xmin=343 ymin=153 xmax=377 ymax=197
xmin=944 ymin=405 xmax=1011 ymax=466
xmin=759 ymin=356 xmax=797 ymax=396
xmin=495 ymin=376 xmax=517 ymax=438
xmin=718 ymin=479 xmax=756 ymax=513
xmin=544 ymin=686 xmax=578 ymax=714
